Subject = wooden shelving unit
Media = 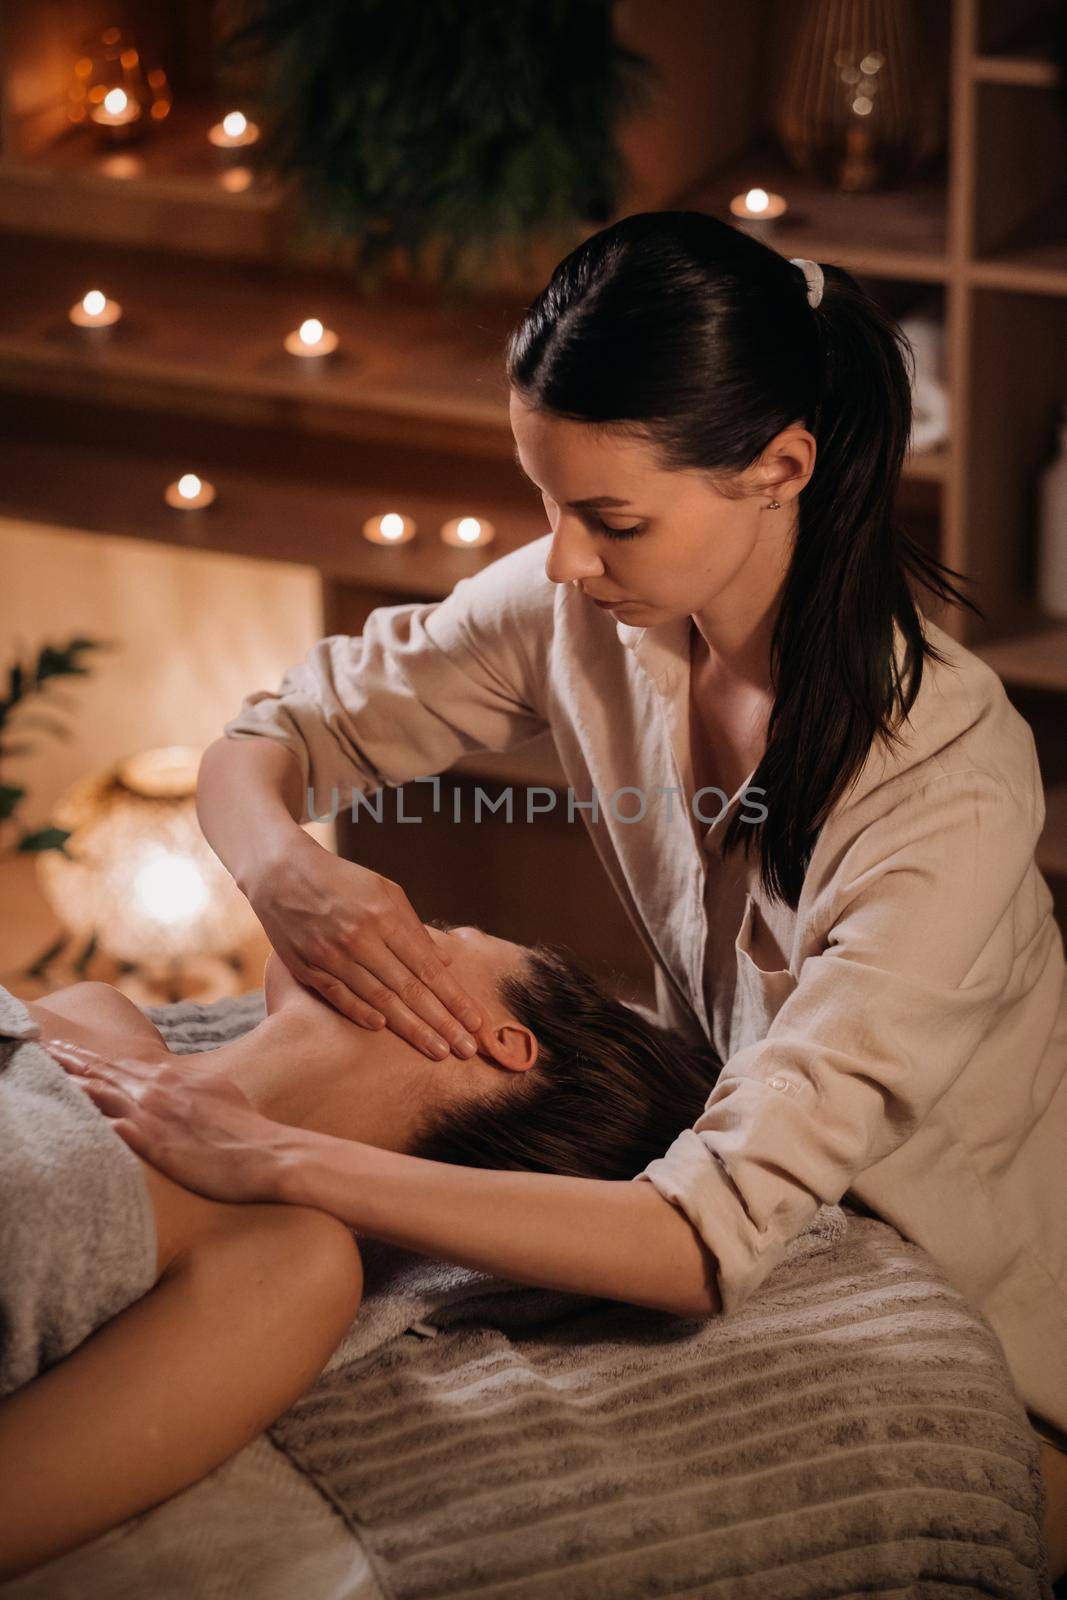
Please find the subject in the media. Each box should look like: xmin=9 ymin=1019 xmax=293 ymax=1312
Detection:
xmin=0 ymin=0 xmax=1064 ymax=938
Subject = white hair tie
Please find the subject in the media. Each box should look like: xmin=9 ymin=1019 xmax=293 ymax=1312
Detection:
xmin=790 ymin=257 xmax=825 ymax=309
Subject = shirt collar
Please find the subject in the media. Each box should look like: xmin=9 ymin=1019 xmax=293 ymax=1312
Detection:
xmin=623 ymin=613 xmax=917 ymax=683
xmin=618 ymin=614 xmax=693 ymax=688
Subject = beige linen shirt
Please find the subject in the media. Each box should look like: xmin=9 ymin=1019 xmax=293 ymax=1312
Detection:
xmin=224 ymin=534 xmax=1067 ymax=1431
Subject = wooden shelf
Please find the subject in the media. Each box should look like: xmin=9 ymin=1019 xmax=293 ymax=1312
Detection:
xmin=0 ymin=392 xmax=545 ymax=598
xmin=0 ymin=228 xmax=950 ymax=486
xmin=974 ymin=626 xmax=1067 ymax=691
xmin=0 ymin=98 xmax=291 ymax=260
xmin=969 ymin=204 xmax=1067 ymax=296
xmin=974 ymin=4 xmax=1061 ymax=87
xmin=972 ymin=52 xmax=1060 ymax=88
xmin=0 ymin=229 xmax=525 ymax=456
xmin=970 ymin=70 xmax=1067 ymax=293
xmin=682 ymin=144 xmax=949 ymax=284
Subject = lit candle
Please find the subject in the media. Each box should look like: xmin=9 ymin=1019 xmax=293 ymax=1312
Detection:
xmin=362 ymin=512 xmax=416 ymax=546
xmin=208 ymin=109 xmax=260 ymax=150
xmin=728 ymin=186 xmax=788 ymax=239
xmin=165 ymin=473 xmax=217 ymax=510
xmin=440 ymin=516 xmax=496 ymax=550
xmin=90 ymin=86 xmax=141 ymax=138
xmin=284 ymin=317 xmax=339 ymax=358
xmin=69 ymin=288 xmax=123 ymax=330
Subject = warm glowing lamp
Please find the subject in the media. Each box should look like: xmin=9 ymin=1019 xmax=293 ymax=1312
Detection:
xmin=284 ymin=317 xmax=339 ymax=358
xmin=362 ymin=511 xmax=416 ymax=546
xmin=71 ymin=26 xmax=171 ymax=146
xmin=440 ymin=515 xmax=496 ymax=549
xmin=36 ymin=747 xmax=259 ymax=1000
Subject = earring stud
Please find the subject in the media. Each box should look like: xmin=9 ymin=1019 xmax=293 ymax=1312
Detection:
xmin=768 ymin=499 xmax=781 ymax=510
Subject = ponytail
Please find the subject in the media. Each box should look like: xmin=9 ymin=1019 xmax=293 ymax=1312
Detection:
xmin=507 ymin=211 xmax=982 ymax=908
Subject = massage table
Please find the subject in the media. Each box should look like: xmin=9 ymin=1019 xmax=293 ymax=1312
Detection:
xmin=3 ymin=990 xmax=1053 ymax=1600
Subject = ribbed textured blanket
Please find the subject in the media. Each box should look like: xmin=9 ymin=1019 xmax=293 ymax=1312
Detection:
xmin=144 ymin=992 xmax=1052 ymax=1599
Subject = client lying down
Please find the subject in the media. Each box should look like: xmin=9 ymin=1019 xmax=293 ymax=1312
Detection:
xmin=0 ymin=921 xmax=720 ymax=1580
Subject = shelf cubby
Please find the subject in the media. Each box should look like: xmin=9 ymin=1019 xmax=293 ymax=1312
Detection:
xmin=965 ymin=288 xmax=1067 ymax=641
xmin=969 ymin=80 xmax=1067 ymax=292
xmin=976 ymin=0 xmax=1061 ymax=69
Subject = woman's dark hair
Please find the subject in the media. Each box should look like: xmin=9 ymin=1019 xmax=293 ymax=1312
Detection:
xmin=505 ymin=210 xmax=982 ymax=907
xmin=407 ymin=945 xmax=721 ymax=1181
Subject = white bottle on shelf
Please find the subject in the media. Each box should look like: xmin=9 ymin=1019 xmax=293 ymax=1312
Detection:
xmin=1038 ymin=401 xmax=1067 ymax=621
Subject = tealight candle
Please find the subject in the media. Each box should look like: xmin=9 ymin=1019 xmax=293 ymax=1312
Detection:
xmin=165 ymin=473 xmax=217 ymax=511
xmin=69 ymin=288 xmax=123 ymax=330
xmin=362 ymin=512 xmax=416 ymax=546
xmin=440 ymin=515 xmax=496 ymax=550
xmin=208 ymin=110 xmax=260 ymax=150
xmin=90 ymin=86 xmax=141 ymax=139
xmin=728 ymin=186 xmax=788 ymax=239
xmin=284 ymin=318 xmax=339 ymax=358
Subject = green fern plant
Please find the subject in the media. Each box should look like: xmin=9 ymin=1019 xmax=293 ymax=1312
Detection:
xmin=1 ymin=637 xmax=114 ymax=983
xmin=217 ymin=0 xmax=655 ymax=291
xmin=0 ymin=637 xmax=108 ymax=856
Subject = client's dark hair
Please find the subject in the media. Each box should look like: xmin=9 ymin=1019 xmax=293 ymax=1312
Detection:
xmin=407 ymin=945 xmax=721 ymax=1181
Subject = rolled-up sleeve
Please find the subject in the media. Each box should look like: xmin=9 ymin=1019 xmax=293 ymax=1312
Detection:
xmin=634 ymin=765 xmax=1041 ymax=1316
xmin=223 ymin=541 xmax=552 ymax=824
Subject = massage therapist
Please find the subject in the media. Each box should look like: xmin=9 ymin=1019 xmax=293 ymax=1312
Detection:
xmin=57 ymin=213 xmax=1067 ymax=1454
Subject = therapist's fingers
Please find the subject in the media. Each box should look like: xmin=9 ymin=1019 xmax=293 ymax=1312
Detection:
xmin=369 ymin=881 xmax=484 ymax=1035
xmin=307 ymin=956 xmax=464 ymax=1062
xmin=41 ymin=1038 xmax=101 ymax=1069
xmin=297 ymin=961 xmax=389 ymax=1032
xmin=385 ymin=924 xmax=484 ymax=1038
xmin=347 ymin=942 xmax=480 ymax=1060
xmin=43 ymin=1039 xmax=152 ymax=1083
xmin=73 ymin=1076 xmax=137 ymax=1121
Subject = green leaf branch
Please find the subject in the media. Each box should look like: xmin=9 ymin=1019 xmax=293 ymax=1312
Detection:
xmin=0 ymin=636 xmax=110 ymax=857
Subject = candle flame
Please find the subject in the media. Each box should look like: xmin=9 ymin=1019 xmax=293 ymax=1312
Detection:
xmin=177 ymin=474 xmax=202 ymax=500
xmin=298 ymin=318 xmax=324 ymax=347
xmin=82 ymin=290 xmax=106 ymax=318
xmin=456 ymin=517 xmax=482 ymax=544
xmin=379 ymin=513 xmax=406 ymax=541
xmin=103 ymin=87 xmax=128 ymax=116
xmin=222 ymin=110 xmax=247 ymax=138
xmin=744 ymin=188 xmax=769 ymax=214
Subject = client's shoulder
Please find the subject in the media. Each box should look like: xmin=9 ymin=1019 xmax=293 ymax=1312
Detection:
xmin=27 ymin=982 xmax=168 ymax=1063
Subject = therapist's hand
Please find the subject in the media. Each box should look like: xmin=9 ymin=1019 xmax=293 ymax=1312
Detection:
xmin=45 ymin=1040 xmax=294 ymax=1204
xmin=246 ymin=832 xmax=483 ymax=1061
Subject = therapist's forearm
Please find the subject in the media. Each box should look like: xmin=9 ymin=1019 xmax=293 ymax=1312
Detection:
xmin=276 ymin=1133 xmax=722 ymax=1319
xmin=196 ymin=736 xmax=307 ymax=898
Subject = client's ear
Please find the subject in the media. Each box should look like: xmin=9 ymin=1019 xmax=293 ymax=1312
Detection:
xmin=480 ymin=1021 xmax=538 ymax=1073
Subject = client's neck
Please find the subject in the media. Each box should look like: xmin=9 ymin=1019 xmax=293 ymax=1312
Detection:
xmin=198 ymin=1002 xmax=428 ymax=1153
